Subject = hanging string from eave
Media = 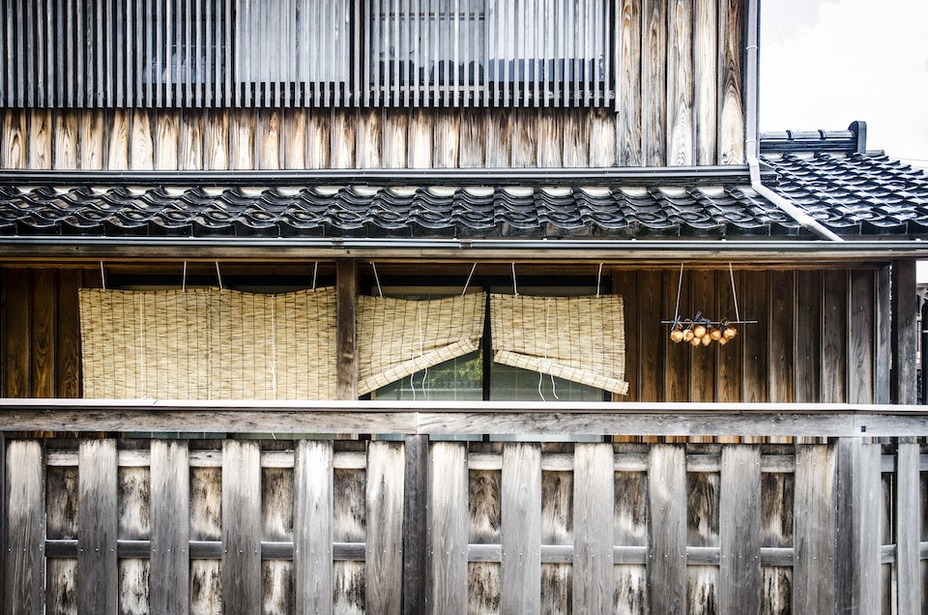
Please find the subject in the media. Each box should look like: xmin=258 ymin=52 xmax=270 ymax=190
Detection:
xmin=215 ymin=262 xmax=224 ymax=291
xmin=99 ymin=261 xmax=107 ymax=290
xmin=596 ymin=263 xmax=604 ymax=297
xmin=312 ymin=261 xmax=318 ymax=290
xmin=461 ymin=263 xmax=477 ymax=296
xmin=182 ymin=262 xmax=188 ymax=291
xmin=674 ymin=262 xmax=684 ymax=320
xmin=371 ymin=262 xmax=384 ymax=298
xmin=729 ymin=262 xmax=741 ymax=323
xmin=511 ymin=263 xmax=519 ymax=296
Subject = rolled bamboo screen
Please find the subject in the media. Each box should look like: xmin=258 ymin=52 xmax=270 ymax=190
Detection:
xmin=357 ymin=293 xmax=487 ymax=396
xmin=79 ymin=287 xmax=337 ymax=399
xmin=490 ymin=294 xmax=628 ymax=394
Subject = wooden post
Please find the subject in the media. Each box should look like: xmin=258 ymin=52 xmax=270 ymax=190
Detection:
xmin=501 ymin=443 xmax=541 ymax=613
xmin=890 ymin=260 xmax=917 ymax=404
xmin=427 ymin=442 xmax=468 ymax=614
xmin=719 ymin=445 xmax=761 ymax=614
xmin=336 ymin=260 xmax=358 ymax=400
xmin=150 ymin=441 xmax=190 ymax=615
xmin=835 ymin=437 xmax=881 ymax=614
xmin=647 ymin=445 xmax=687 ymax=612
xmin=4 ymin=440 xmax=45 ymax=615
xmin=573 ymin=443 xmax=615 ymax=614
xmin=77 ymin=439 xmax=118 ymax=615
xmin=793 ymin=444 xmax=836 ymax=612
xmin=294 ymin=440 xmax=334 ymax=614
xmin=221 ymin=440 xmax=262 ymax=615
xmin=366 ymin=442 xmax=405 ymax=615
xmin=403 ymin=435 xmax=428 ymax=615
xmin=895 ymin=439 xmax=921 ymax=613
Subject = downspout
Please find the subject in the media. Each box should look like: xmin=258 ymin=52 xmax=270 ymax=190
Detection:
xmin=743 ymin=0 xmax=844 ymax=242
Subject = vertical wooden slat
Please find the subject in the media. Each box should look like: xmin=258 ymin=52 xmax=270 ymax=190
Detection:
xmin=793 ymin=444 xmax=836 ymax=612
xmin=4 ymin=440 xmax=45 ymax=614
xmin=719 ymin=445 xmax=761 ymax=614
xmin=230 ymin=109 xmax=255 ymax=169
xmin=28 ymin=109 xmax=53 ymax=169
xmin=2 ymin=109 xmax=26 ymax=168
xmin=638 ymin=269 xmax=663 ymax=403
xmin=573 ymin=443 xmax=614 ymax=614
xmin=891 ymin=260 xmax=918 ymax=404
xmin=108 ymin=109 xmax=130 ymax=170
xmin=794 ymin=270 xmax=821 ymax=403
xmin=690 ymin=269 xmax=716 ymax=406
xmin=366 ymin=442 xmax=405 ymax=615
xmin=53 ymin=110 xmax=79 ymax=169
xmin=129 ymin=109 xmax=155 ymax=170
xmin=179 ymin=111 xmax=203 ymax=170
xmin=221 ymin=440 xmax=262 ymax=615
xmin=874 ymin=266 xmax=891 ymax=404
xmin=30 ymin=269 xmax=56 ymax=398
xmin=55 ymin=270 xmax=81 ymax=397
xmin=2 ymin=269 xmax=31 ymax=398
xmin=356 ymin=109 xmax=383 ymax=168
xmin=589 ymin=108 xmax=616 ymax=166
xmin=561 ymin=108 xmax=588 ymax=168
xmin=428 ymin=441 xmax=468 ymax=614
xmin=203 ymin=109 xmax=229 ymax=170
xmin=768 ymin=271 xmax=793 ymax=404
xmin=78 ymin=110 xmax=105 ymax=169
xmin=640 ymin=0 xmax=665 ymax=166
xmin=849 ymin=270 xmax=875 ymax=404
xmin=693 ymin=0 xmax=717 ymax=164
xmin=647 ymin=445 xmax=686 ymax=611
xmin=257 ymin=109 xmax=281 ymax=170
xmin=294 ymin=440 xmax=333 ymax=614
xmin=501 ymin=443 xmax=541 ymax=613
xmin=895 ymin=440 xmax=921 ymax=614
xmin=282 ymin=109 xmax=307 ymax=169
xmin=821 ymin=270 xmax=848 ymax=403
xmin=403 ymin=435 xmax=428 ymax=615
xmin=613 ymin=270 xmax=639 ymax=401
xmin=663 ymin=268 xmax=689 ymax=403
xmin=666 ymin=0 xmax=693 ymax=166
xmin=77 ymin=439 xmax=118 ymax=615
xmin=337 ymin=259 xmax=359 ymax=399
xmin=741 ymin=271 xmax=769 ymax=406
xmin=155 ymin=111 xmax=179 ymax=169
xmin=330 ymin=110 xmax=355 ymax=168
xmin=718 ymin=0 xmax=743 ymax=164
xmin=150 ymin=440 xmax=190 ymax=615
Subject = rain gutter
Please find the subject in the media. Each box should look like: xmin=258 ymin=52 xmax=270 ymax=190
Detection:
xmin=743 ymin=0 xmax=844 ymax=242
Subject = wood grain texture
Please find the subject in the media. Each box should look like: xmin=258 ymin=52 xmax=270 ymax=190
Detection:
xmin=617 ymin=0 xmax=642 ymax=166
xmin=647 ymin=445 xmax=686 ymax=612
xmin=106 ymin=109 xmax=129 ymax=170
xmin=589 ymin=108 xmax=616 ymax=167
xmin=849 ymin=270 xmax=875 ymax=404
xmin=641 ymin=0 xmax=666 ymax=166
xmin=693 ymin=0 xmax=718 ymax=165
xmin=366 ymin=442 xmax=404 ymax=615
xmin=403 ymin=435 xmax=428 ymax=615
xmin=690 ymin=269 xmax=717 ymax=407
xmin=53 ymin=111 xmax=79 ymax=168
xmin=874 ymin=266 xmax=891 ymax=404
xmin=510 ymin=109 xmax=537 ymax=168
xmin=821 ymin=270 xmax=848 ymax=403
xmin=29 ymin=109 xmax=53 ymax=169
xmin=612 ymin=271 xmax=639 ymax=401
xmin=306 ymin=110 xmax=331 ymax=169
xmin=718 ymin=0 xmax=744 ymax=164
xmin=717 ymin=269 xmax=743 ymax=407
xmin=78 ymin=110 xmax=105 ymax=170
xmin=428 ymin=442 xmax=468 ymax=614
xmin=768 ymin=271 xmax=794 ymax=404
xmin=150 ymin=440 xmax=190 ymax=615
xmin=203 ymin=110 xmax=230 ymax=170
xmin=891 ymin=260 xmax=918 ymax=404
xmin=535 ymin=111 xmax=561 ymax=168
xmin=407 ymin=109 xmax=431 ymax=168
xmin=433 ymin=111 xmax=460 ymax=169
xmin=485 ymin=112 xmax=512 ymax=168
xmin=573 ymin=444 xmax=614 ymax=614
xmin=77 ymin=439 xmax=118 ymax=615
xmin=356 ymin=109 xmax=383 ymax=169
xmin=741 ymin=271 xmax=769 ymax=406
xmin=258 ymin=109 xmax=282 ymax=170
xmin=501 ymin=443 xmax=541 ymax=613
xmin=793 ymin=270 xmax=821 ymax=403
xmin=230 ymin=110 xmax=255 ymax=170
xmin=30 ymin=269 xmax=56 ymax=398
xmin=294 ymin=440 xmax=334 ymax=614
xmin=2 ymin=269 xmax=31 ymax=397
xmin=719 ymin=445 xmax=761 ymax=614
xmin=562 ymin=109 xmax=589 ymax=168
xmin=221 ymin=440 xmax=262 ymax=615
xmin=793 ymin=444 xmax=835 ymax=613
xmin=894 ymin=441 xmax=921 ymax=614
xmin=663 ymin=268 xmax=689 ymax=403
xmin=336 ymin=260 xmax=359 ymax=400
xmin=282 ymin=109 xmax=307 ymax=169
xmin=179 ymin=111 xmax=204 ymax=170
xmin=638 ymin=270 xmax=664 ymax=403
xmin=2 ymin=109 xmax=26 ymax=168
xmin=4 ymin=440 xmax=45 ymax=614
xmin=666 ymin=0 xmax=693 ymax=166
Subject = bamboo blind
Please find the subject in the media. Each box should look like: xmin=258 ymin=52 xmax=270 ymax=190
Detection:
xmin=357 ymin=293 xmax=486 ymax=395
xmin=79 ymin=287 xmax=337 ymax=399
xmin=490 ymin=294 xmax=628 ymax=394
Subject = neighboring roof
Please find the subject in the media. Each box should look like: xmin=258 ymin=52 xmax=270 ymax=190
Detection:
xmin=0 ymin=122 xmax=924 ymax=243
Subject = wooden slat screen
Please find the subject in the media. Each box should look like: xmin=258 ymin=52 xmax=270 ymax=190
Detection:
xmin=0 ymin=0 xmax=614 ymax=108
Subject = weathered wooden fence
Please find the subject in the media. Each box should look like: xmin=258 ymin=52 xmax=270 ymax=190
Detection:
xmin=1 ymin=402 xmax=926 ymax=614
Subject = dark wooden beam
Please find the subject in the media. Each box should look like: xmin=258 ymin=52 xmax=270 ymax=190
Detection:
xmin=336 ymin=259 xmax=358 ymax=400
xmin=890 ymin=260 xmax=917 ymax=404
xmin=402 ymin=435 xmax=428 ymax=615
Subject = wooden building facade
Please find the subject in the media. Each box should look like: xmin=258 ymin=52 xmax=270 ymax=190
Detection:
xmin=0 ymin=1 xmax=926 ymax=614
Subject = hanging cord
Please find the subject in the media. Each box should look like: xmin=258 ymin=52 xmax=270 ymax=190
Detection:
xmin=182 ymin=262 xmax=188 ymax=292
xmin=461 ymin=263 xmax=477 ymax=296
xmin=215 ymin=262 xmax=223 ymax=291
xmin=511 ymin=263 xmax=519 ymax=296
xmin=596 ymin=263 xmax=604 ymax=297
xmin=674 ymin=263 xmax=684 ymax=319
xmin=728 ymin=263 xmax=742 ymax=323
xmin=371 ymin=262 xmax=384 ymax=298
xmin=537 ymin=300 xmax=559 ymax=401
xmin=312 ymin=262 xmax=318 ymax=290
xmin=99 ymin=262 xmax=107 ymax=290
xmin=417 ymin=302 xmax=429 ymax=399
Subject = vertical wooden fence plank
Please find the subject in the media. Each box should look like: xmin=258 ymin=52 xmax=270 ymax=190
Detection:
xmin=573 ymin=443 xmax=614 ymax=615
xmin=29 ymin=109 xmax=53 ymax=169
xmin=647 ymin=445 xmax=686 ymax=612
xmin=617 ymin=0 xmax=642 ymax=166
xmin=336 ymin=260 xmax=359 ymax=400
xmin=895 ymin=440 xmax=921 ymax=614
xmin=686 ymin=468 xmax=719 ymax=611
xmin=836 ymin=438 xmax=881 ymax=614
xmin=641 ymin=0 xmax=665 ymax=166
xmin=4 ymin=440 xmax=45 ymax=614
xmin=129 ymin=110 xmax=155 ymax=170
xmin=403 ymin=435 xmax=428 ymax=615
xmin=107 ymin=109 xmax=130 ymax=170
xmin=221 ymin=440 xmax=262 ymax=615
xmin=150 ymin=440 xmax=190 ymax=615
xmin=53 ymin=111 xmax=79 ymax=169
xmin=793 ymin=444 xmax=836 ymax=613
xmin=294 ymin=440 xmax=334 ymax=615
xmin=78 ymin=110 xmax=105 ymax=170
xmin=501 ymin=443 xmax=541 ymax=613
xmin=77 ymin=439 xmax=118 ymax=615
xmin=614 ymin=467 xmax=648 ymax=613
xmin=428 ymin=441 xmax=468 ymax=614
xmin=719 ymin=445 xmax=761 ymax=614
xmin=366 ymin=442 xmax=405 ymax=615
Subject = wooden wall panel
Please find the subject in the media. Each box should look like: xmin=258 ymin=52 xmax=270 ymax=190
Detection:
xmin=30 ymin=270 xmax=56 ymax=398
xmin=718 ymin=0 xmax=744 ymax=164
xmin=53 ymin=112 xmax=79 ymax=168
xmin=28 ymin=109 xmax=52 ymax=169
xmin=741 ymin=271 xmax=769 ymax=404
xmin=849 ymin=270 xmax=875 ymax=404
xmin=768 ymin=271 xmax=794 ymax=403
xmin=666 ymin=0 xmax=694 ymax=166
xmin=2 ymin=109 xmax=26 ymax=168
xmin=617 ymin=0 xmax=643 ymax=166
xmin=78 ymin=110 xmax=105 ymax=170
xmin=641 ymin=0 xmax=667 ymax=166
xmin=2 ymin=269 xmax=31 ymax=398
xmin=107 ymin=110 xmax=130 ymax=170
xmin=693 ymin=0 xmax=718 ymax=165
xmin=821 ymin=270 xmax=848 ymax=403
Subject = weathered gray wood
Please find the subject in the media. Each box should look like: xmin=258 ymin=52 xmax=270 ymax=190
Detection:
xmin=4 ymin=440 xmax=44 ymax=614
xmin=719 ymin=445 xmax=761 ymax=614
xmin=874 ymin=266 xmax=891 ymax=404
xmin=221 ymin=440 xmax=262 ymax=615
xmin=895 ymin=441 xmax=921 ymax=613
xmin=573 ymin=443 xmax=615 ymax=615
xmin=428 ymin=442 xmax=468 ymax=614
xmin=366 ymin=442 xmax=404 ymax=615
xmin=891 ymin=260 xmax=918 ymax=404
xmin=617 ymin=0 xmax=642 ymax=166
xmin=403 ymin=435 xmax=428 ymax=615
xmin=0 ymin=433 xmax=4 ymax=615
xmin=641 ymin=0 xmax=666 ymax=166
xmin=793 ymin=444 xmax=836 ymax=613
xmin=822 ymin=270 xmax=849 ymax=403
xmin=835 ymin=438 xmax=881 ymax=614
xmin=794 ymin=270 xmax=821 ymax=403
xmin=150 ymin=440 xmax=190 ymax=615
xmin=647 ymin=445 xmax=686 ymax=612
xmin=77 ymin=439 xmax=118 ymax=615
xmin=666 ymin=0 xmax=693 ymax=166
xmin=501 ymin=443 xmax=541 ymax=613
xmin=718 ymin=0 xmax=743 ymax=164
xmin=693 ymin=0 xmax=717 ymax=165
xmin=336 ymin=259 xmax=359 ymax=400
xmin=294 ymin=440 xmax=333 ymax=614
xmin=849 ymin=270 xmax=875 ymax=404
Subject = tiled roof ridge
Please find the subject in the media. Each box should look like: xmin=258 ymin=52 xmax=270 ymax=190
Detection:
xmin=760 ymin=120 xmax=868 ymax=156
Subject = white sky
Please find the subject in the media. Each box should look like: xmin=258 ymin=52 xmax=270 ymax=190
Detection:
xmin=761 ymin=0 xmax=928 ymax=282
